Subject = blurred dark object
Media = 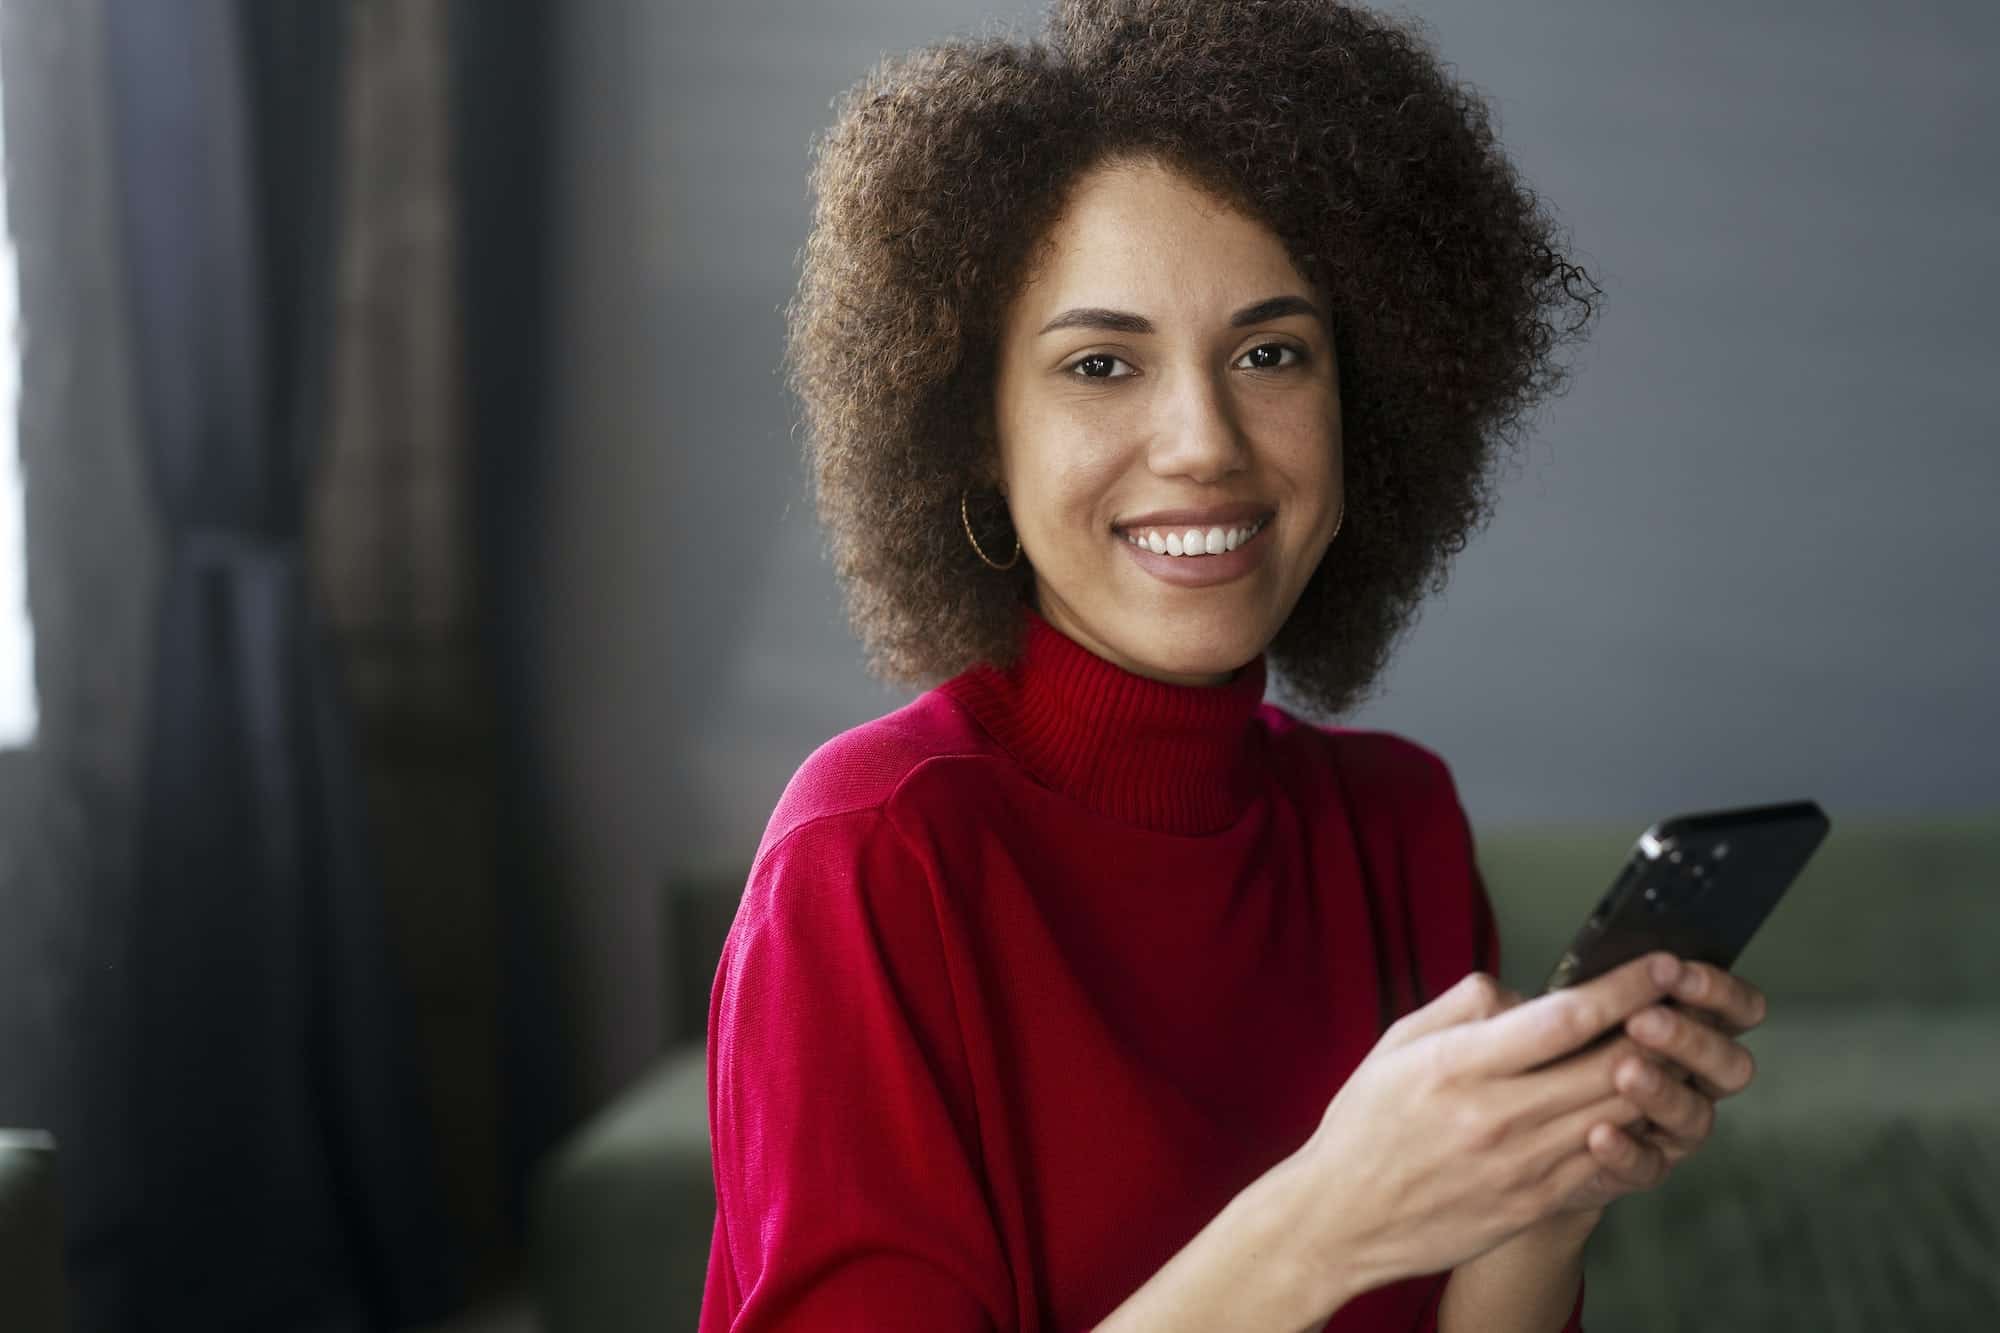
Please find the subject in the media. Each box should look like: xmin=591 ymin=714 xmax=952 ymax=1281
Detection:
xmin=447 ymin=0 xmax=574 ymax=1241
xmin=102 ymin=0 xmax=455 ymax=1326
xmin=0 ymin=1131 xmax=68 ymax=1333
xmin=317 ymin=0 xmax=516 ymax=1307
xmin=532 ymin=815 xmax=2000 ymax=1331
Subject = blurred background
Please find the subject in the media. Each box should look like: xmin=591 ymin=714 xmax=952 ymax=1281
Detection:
xmin=0 ymin=0 xmax=1993 ymax=1330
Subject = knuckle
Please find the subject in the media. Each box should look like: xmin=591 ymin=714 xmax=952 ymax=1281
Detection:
xmin=1559 ymin=994 xmax=1601 ymax=1045
xmin=1454 ymin=1101 xmax=1506 ymax=1152
xmin=1463 ymin=972 xmax=1505 ymax=1016
xmin=1414 ymin=1033 xmax=1455 ymax=1086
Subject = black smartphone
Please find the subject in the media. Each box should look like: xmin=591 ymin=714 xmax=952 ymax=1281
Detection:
xmin=1541 ymin=800 xmax=1831 ymax=995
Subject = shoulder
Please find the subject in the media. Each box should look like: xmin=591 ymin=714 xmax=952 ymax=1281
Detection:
xmin=757 ymin=687 xmax=995 ymax=863
xmin=729 ymin=694 xmax=993 ymax=1006
xmin=1257 ymin=702 xmax=1466 ymax=817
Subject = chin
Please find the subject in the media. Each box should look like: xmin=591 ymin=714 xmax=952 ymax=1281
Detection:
xmin=1116 ymin=612 xmax=1267 ymax=682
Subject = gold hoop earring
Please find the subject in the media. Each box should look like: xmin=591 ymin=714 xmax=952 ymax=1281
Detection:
xmin=961 ymin=489 xmax=1021 ymax=571
xmin=1330 ymin=498 xmax=1345 ymax=542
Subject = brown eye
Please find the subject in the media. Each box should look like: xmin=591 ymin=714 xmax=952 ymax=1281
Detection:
xmin=1239 ymin=343 xmax=1302 ymax=371
xmin=1070 ymin=353 xmax=1133 ymax=380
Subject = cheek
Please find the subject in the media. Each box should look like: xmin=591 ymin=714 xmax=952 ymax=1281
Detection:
xmin=1009 ymin=422 xmax=1129 ymax=536
xmin=1261 ymin=400 xmax=1341 ymax=499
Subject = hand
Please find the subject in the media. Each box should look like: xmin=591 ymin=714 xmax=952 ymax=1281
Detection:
xmin=1542 ymin=959 xmax=1768 ymax=1216
xmin=1279 ymin=954 xmax=1686 ymax=1300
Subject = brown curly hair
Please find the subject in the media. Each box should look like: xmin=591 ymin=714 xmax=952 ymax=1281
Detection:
xmin=787 ymin=0 xmax=1600 ymax=718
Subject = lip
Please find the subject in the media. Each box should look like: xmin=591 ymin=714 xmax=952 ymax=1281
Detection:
xmin=1117 ymin=514 xmax=1274 ymax=589
xmin=1113 ymin=501 xmax=1273 ymax=534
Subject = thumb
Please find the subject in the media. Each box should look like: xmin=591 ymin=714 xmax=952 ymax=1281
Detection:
xmin=1380 ymin=970 xmax=1516 ymax=1048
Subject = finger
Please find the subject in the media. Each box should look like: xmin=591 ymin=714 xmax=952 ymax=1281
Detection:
xmin=1532 ymin=1139 xmax=1633 ymax=1216
xmin=1585 ymin=1121 xmax=1671 ymax=1189
xmin=1626 ymin=1004 xmax=1757 ymax=1101
xmin=1459 ymin=952 xmax=1682 ymax=1077
xmin=1524 ymin=1085 xmax=1644 ymax=1176
xmin=1611 ymin=1052 xmax=1717 ymax=1145
xmin=1521 ymin=1066 xmax=1698 ymax=1179
xmin=1382 ymin=970 xmax=1520 ymax=1047
xmin=1666 ymin=962 xmax=1769 ymax=1036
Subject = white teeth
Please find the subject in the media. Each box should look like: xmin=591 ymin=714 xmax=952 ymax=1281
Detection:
xmin=1122 ymin=517 xmax=1267 ymax=557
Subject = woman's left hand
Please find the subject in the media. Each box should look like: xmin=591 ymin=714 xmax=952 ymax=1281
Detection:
xmin=1548 ymin=958 xmax=1769 ymax=1219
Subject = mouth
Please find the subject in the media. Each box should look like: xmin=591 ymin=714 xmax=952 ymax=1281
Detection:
xmin=1114 ymin=514 xmax=1271 ymax=558
xmin=1112 ymin=510 xmax=1276 ymax=589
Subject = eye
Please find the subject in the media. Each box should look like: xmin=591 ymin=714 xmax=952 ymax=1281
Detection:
xmin=1238 ymin=343 xmax=1304 ymax=371
xmin=1068 ymin=352 xmax=1134 ymax=380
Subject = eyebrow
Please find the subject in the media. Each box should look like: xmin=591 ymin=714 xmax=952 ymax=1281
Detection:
xmin=1035 ymin=294 xmax=1324 ymax=337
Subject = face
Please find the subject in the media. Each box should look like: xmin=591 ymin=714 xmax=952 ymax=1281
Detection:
xmin=989 ymin=155 xmax=1344 ymax=686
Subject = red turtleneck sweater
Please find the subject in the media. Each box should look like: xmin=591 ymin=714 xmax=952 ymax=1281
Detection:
xmin=699 ymin=611 xmax=1587 ymax=1332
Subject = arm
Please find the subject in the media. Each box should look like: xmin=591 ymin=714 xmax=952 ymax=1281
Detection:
xmin=701 ymin=812 xmax=1012 ymax=1331
xmin=1087 ymin=1153 xmax=1360 ymax=1333
xmin=1434 ymin=1212 xmax=1594 ymax=1333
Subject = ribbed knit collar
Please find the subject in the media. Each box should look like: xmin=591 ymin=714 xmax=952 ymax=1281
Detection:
xmin=939 ymin=605 xmax=1268 ymax=835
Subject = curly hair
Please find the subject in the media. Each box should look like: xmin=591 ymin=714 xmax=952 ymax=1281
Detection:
xmin=788 ymin=0 xmax=1600 ymax=717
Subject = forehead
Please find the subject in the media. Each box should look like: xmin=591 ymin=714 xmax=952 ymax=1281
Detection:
xmin=1009 ymin=158 xmax=1309 ymax=319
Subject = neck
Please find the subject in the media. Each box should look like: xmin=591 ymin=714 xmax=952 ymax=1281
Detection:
xmin=938 ymin=605 xmax=1269 ymax=834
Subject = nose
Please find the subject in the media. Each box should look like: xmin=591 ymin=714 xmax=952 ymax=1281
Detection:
xmin=1146 ymin=366 xmax=1250 ymax=484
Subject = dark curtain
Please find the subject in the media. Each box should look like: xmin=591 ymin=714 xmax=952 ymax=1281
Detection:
xmin=105 ymin=0 xmax=456 ymax=1327
xmin=448 ymin=0 xmax=573 ymax=1233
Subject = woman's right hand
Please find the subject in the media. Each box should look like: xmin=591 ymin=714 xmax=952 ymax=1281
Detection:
xmin=1279 ymin=952 xmax=1685 ymax=1299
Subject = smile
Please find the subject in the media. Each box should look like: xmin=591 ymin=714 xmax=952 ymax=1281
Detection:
xmin=1113 ymin=513 xmax=1275 ymax=589
xmin=1118 ymin=516 xmax=1269 ymax=557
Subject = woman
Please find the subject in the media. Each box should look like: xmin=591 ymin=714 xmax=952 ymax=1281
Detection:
xmin=701 ymin=2 xmax=1769 ymax=1329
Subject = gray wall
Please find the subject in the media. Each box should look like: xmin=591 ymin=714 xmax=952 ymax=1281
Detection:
xmin=544 ymin=0 xmax=1999 ymax=1098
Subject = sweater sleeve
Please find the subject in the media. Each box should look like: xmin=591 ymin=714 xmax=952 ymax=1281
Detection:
xmin=699 ymin=809 xmax=1013 ymax=1332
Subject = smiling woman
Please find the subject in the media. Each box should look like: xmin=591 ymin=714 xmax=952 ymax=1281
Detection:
xmin=699 ymin=4 xmax=1663 ymax=1333
xmin=792 ymin=1 xmax=1599 ymax=720
xmin=989 ymin=158 xmax=1345 ymax=686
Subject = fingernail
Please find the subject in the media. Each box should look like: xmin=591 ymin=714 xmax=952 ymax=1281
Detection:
xmin=1633 ymin=1008 xmax=1672 ymax=1040
xmin=1675 ymin=968 xmax=1704 ymax=997
xmin=1650 ymin=955 xmax=1681 ymax=987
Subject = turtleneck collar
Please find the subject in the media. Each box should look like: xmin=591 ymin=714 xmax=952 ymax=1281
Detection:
xmin=938 ymin=604 xmax=1269 ymax=835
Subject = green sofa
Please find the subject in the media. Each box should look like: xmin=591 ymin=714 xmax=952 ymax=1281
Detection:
xmin=531 ymin=815 xmax=2000 ymax=1330
xmin=0 ymin=1130 xmax=69 ymax=1333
